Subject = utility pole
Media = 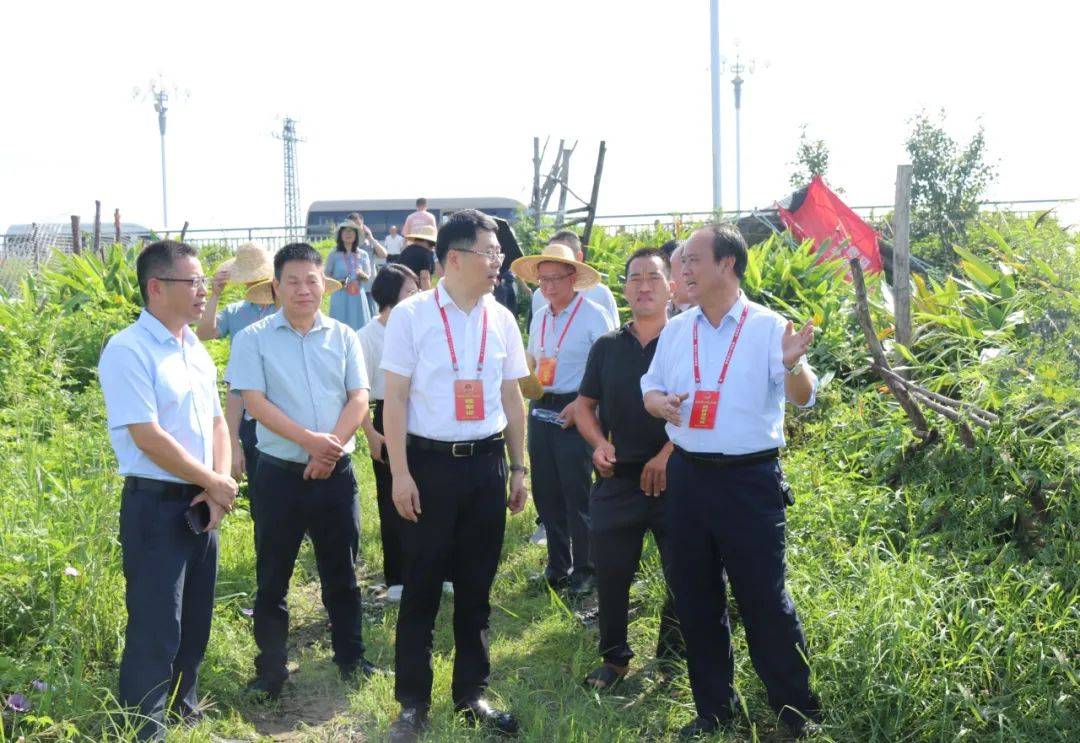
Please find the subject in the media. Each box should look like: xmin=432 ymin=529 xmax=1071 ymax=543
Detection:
xmin=275 ymin=118 xmax=304 ymax=235
xmin=709 ymin=0 xmax=723 ymax=212
xmin=730 ymin=47 xmax=761 ymax=217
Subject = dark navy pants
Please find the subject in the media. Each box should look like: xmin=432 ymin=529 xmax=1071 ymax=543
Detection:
xmin=395 ymin=444 xmax=507 ymax=709
xmin=590 ymin=473 xmax=683 ymax=667
xmin=528 ymin=398 xmax=594 ymax=581
xmin=665 ymin=451 xmax=819 ymax=727
xmin=118 ymin=479 xmax=218 ymax=741
xmin=371 ymin=400 xmax=405 ymax=586
xmin=252 ymin=455 xmax=364 ymax=682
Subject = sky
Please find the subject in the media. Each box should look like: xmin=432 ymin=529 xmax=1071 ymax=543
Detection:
xmin=2 ymin=0 xmax=1078 ymax=234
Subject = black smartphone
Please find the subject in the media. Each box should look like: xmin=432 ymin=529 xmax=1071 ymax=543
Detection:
xmin=184 ymin=501 xmax=211 ymax=534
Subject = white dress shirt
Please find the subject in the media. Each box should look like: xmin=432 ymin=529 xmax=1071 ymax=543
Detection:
xmin=640 ymin=292 xmax=817 ymax=455
xmin=383 ymin=233 xmax=406 ymax=256
xmin=526 ymin=294 xmax=613 ymax=394
xmin=532 ymin=282 xmax=619 ymax=329
xmin=357 ymin=317 xmax=387 ymax=401
xmin=98 ymin=310 xmax=222 ymax=483
xmin=381 ymin=288 xmax=529 ymax=441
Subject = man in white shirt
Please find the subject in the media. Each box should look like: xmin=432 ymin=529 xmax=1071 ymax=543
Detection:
xmin=384 ymin=225 xmax=406 ymax=257
xmin=381 ymin=209 xmax=529 ymax=741
xmin=642 ymin=223 xmax=821 ymax=739
xmin=98 ymin=240 xmax=238 ymax=741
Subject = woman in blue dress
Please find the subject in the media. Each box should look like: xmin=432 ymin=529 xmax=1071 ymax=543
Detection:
xmin=325 ymin=222 xmax=373 ymax=330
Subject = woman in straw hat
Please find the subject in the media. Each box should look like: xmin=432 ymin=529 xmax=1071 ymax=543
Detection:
xmin=398 ymin=224 xmax=439 ymax=291
xmin=196 ymin=242 xmax=277 ymax=342
xmin=325 ymin=223 xmax=374 ymax=330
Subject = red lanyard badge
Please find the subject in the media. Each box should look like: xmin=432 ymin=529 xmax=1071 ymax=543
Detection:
xmin=537 ymin=295 xmax=584 ymax=386
xmin=435 ymin=287 xmax=488 ymax=420
xmin=688 ymin=305 xmax=749 ymax=429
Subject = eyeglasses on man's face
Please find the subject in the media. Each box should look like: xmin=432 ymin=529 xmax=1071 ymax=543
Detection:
xmin=536 ymin=272 xmax=575 ymax=286
xmin=452 ymin=247 xmax=504 ymax=263
xmin=155 ymin=276 xmax=211 ymax=291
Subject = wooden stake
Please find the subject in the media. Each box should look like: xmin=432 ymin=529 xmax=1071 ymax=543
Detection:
xmin=114 ymin=208 xmax=122 ymax=244
xmin=180 ymin=221 xmax=189 ymax=241
xmin=892 ymin=164 xmax=913 ymax=350
xmin=70 ymin=215 xmax=81 ymax=255
xmin=93 ymin=200 xmax=102 ymax=257
xmin=850 ymin=258 xmax=930 ymax=437
xmin=581 ymin=141 xmax=607 ymax=252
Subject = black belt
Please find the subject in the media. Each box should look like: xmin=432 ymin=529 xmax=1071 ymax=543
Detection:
xmin=536 ymin=392 xmax=577 ymax=409
xmin=406 ymin=433 xmax=504 ymax=458
xmin=123 ymin=476 xmax=203 ymax=501
xmin=260 ymin=452 xmax=352 ymax=475
xmin=673 ymin=445 xmax=779 ymax=468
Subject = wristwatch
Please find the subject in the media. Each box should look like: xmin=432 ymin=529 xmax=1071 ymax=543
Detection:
xmin=786 ymin=359 xmax=806 ymax=377
xmin=509 ymin=464 xmax=529 ymax=475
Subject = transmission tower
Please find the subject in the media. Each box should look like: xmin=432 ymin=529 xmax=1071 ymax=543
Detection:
xmin=275 ymin=118 xmax=304 ymax=234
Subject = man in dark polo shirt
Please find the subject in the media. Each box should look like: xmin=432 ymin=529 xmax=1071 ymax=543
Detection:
xmin=575 ymin=246 xmax=683 ymax=690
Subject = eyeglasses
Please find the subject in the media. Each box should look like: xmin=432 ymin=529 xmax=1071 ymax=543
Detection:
xmin=536 ymin=272 xmax=575 ymax=286
xmin=155 ymin=276 xmax=211 ymax=290
xmin=452 ymin=248 xmax=504 ymax=263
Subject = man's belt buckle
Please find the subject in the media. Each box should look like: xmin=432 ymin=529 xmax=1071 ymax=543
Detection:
xmin=451 ymin=442 xmax=475 ymax=458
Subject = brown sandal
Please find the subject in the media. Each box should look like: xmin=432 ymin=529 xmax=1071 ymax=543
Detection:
xmin=583 ymin=663 xmax=629 ymax=691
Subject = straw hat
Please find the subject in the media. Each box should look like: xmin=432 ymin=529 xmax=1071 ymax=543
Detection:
xmin=518 ymin=353 xmax=545 ymax=400
xmin=217 ymin=242 xmax=274 ymax=284
xmin=404 ymin=224 xmax=438 ymax=244
xmin=244 ymin=276 xmax=342 ymax=305
xmin=509 ymin=242 xmax=601 ymax=290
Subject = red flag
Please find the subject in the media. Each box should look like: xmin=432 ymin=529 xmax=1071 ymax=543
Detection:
xmin=777 ymin=176 xmax=883 ymax=273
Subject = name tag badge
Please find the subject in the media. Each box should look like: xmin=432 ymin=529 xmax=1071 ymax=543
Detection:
xmin=345 ymin=281 xmax=361 ymax=296
xmin=537 ymin=356 xmax=557 ymax=386
xmin=689 ymin=390 xmax=719 ymax=429
xmin=454 ymin=379 xmax=485 ymax=421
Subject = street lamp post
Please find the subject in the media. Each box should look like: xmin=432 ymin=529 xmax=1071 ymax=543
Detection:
xmin=153 ymin=90 xmax=169 ymax=228
xmin=730 ymin=51 xmax=756 ymax=217
xmin=709 ymin=0 xmax=723 ymax=212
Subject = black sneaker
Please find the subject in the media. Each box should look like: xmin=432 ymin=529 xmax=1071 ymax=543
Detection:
xmin=388 ymin=707 xmax=429 ymax=743
xmin=243 ymin=675 xmax=285 ymax=702
xmin=569 ymin=573 xmax=596 ymax=596
xmin=339 ymin=658 xmax=381 ymax=683
xmin=455 ymin=698 xmax=520 ymax=736
xmin=678 ymin=715 xmax=733 ymax=739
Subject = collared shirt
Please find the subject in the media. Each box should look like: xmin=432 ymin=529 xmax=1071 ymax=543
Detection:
xmin=228 ymin=310 xmax=369 ymax=463
xmin=579 ymin=323 xmax=668 ymax=464
xmin=527 ymin=293 xmax=613 ymax=394
xmin=640 ymin=292 xmax=817 ymax=455
xmin=532 ymin=283 xmax=619 ymax=328
xmin=357 ymin=317 xmax=387 ymax=401
xmin=216 ymin=299 xmax=276 ymax=340
xmin=384 ymin=233 xmax=406 ymax=256
xmin=402 ymin=209 xmax=438 ymax=237
xmin=98 ymin=310 xmax=222 ymax=483
xmin=381 ymin=288 xmax=529 ymax=441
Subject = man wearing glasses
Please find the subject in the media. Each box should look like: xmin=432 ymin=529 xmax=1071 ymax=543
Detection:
xmin=381 ymin=210 xmax=530 ymax=741
xmin=98 ymin=240 xmax=238 ymax=740
xmin=511 ymin=243 xmax=615 ymax=596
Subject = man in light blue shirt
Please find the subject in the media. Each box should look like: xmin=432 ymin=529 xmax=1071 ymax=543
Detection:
xmin=642 ymin=223 xmax=821 ymax=739
xmin=529 ymin=230 xmax=619 ymax=326
xmin=98 ymin=239 xmax=237 ymax=741
xmin=229 ymin=242 xmax=378 ymax=700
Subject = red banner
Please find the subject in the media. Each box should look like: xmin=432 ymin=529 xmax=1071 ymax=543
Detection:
xmin=777 ymin=175 xmax=883 ymax=274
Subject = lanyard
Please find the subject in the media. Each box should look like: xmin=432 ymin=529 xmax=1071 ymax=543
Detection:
xmin=434 ymin=287 xmax=488 ymax=375
xmin=692 ymin=305 xmax=750 ymax=388
xmin=540 ymin=295 xmax=585 ymax=357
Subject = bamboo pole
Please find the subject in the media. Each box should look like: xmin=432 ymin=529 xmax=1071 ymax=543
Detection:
xmin=92 ymin=200 xmax=102 ymax=257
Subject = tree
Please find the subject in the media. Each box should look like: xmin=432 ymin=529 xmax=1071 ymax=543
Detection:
xmin=905 ymin=110 xmax=996 ymax=251
xmin=788 ymin=124 xmax=831 ymax=188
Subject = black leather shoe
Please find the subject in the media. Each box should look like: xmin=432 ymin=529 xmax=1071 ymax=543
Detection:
xmin=339 ymin=658 xmax=379 ymax=683
xmin=456 ymin=698 xmax=520 ymax=736
xmin=388 ymin=707 xmax=429 ymax=742
xmin=678 ymin=715 xmax=733 ymax=739
xmin=532 ymin=572 xmax=570 ymax=592
xmin=569 ymin=573 xmax=596 ymax=596
xmin=243 ymin=675 xmax=285 ymax=702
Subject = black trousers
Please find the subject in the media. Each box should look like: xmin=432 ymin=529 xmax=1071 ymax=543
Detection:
xmin=237 ymin=416 xmax=261 ymax=549
xmin=528 ymin=399 xmax=594 ymax=580
xmin=394 ymin=444 xmax=507 ymax=709
xmin=371 ymin=400 xmax=405 ymax=586
xmin=590 ymin=473 xmax=683 ymax=667
xmin=252 ymin=455 xmax=365 ymax=681
xmin=118 ymin=479 xmax=218 ymax=741
xmin=665 ymin=451 xmax=819 ymax=726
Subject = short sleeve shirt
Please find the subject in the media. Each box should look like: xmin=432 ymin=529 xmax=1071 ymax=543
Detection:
xmin=216 ymin=300 xmax=276 ymax=340
xmin=579 ymin=323 xmax=668 ymax=463
xmin=228 ymin=310 xmax=369 ymax=463
xmin=526 ymin=294 xmax=612 ymax=394
xmin=381 ymin=289 xmax=529 ymax=440
xmin=98 ymin=311 xmax=222 ymax=483
xmin=399 ymin=244 xmax=436 ymax=278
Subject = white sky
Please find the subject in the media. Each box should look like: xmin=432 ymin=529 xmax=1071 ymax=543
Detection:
xmin=2 ymin=0 xmax=1078 ymax=233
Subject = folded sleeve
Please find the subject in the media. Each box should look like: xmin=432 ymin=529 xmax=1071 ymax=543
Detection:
xmin=380 ymin=302 xmax=417 ymax=377
xmin=226 ymin=327 xmax=265 ymax=393
xmin=578 ymin=336 xmax=605 ymax=399
xmin=344 ymin=327 xmax=369 ymax=391
xmin=640 ymin=325 xmax=673 ymax=396
xmin=501 ymin=314 xmax=529 ymax=380
xmin=98 ymin=343 xmax=158 ymax=429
